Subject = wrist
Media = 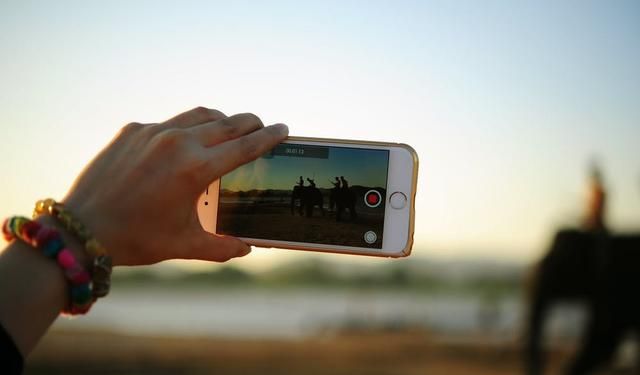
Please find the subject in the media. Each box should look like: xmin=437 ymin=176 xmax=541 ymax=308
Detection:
xmin=0 ymin=229 xmax=68 ymax=355
xmin=4 ymin=215 xmax=96 ymax=315
xmin=62 ymin=196 xmax=123 ymax=266
xmin=35 ymin=215 xmax=92 ymax=272
xmin=33 ymin=198 xmax=113 ymax=300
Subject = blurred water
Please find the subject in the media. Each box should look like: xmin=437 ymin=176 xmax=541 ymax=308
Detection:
xmin=52 ymin=287 xmax=585 ymax=339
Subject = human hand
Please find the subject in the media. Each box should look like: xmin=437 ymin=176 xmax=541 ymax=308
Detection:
xmin=62 ymin=107 xmax=288 ymax=266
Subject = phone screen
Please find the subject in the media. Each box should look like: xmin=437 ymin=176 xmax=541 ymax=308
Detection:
xmin=216 ymin=143 xmax=390 ymax=248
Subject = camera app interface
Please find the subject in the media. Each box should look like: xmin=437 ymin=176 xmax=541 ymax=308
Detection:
xmin=217 ymin=143 xmax=390 ymax=248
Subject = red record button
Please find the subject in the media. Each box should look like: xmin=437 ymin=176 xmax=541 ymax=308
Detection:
xmin=364 ymin=190 xmax=382 ymax=208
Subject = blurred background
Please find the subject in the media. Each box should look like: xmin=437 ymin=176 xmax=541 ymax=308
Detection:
xmin=1 ymin=1 xmax=639 ymax=374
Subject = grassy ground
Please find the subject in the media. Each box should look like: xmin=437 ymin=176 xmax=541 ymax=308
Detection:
xmin=25 ymin=329 xmax=581 ymax=375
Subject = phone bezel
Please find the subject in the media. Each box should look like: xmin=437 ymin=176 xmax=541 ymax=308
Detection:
xmin=197 ymin=136 xmax=418 ymax=258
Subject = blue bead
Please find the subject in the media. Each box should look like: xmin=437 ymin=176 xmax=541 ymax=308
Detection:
xmin=71 ymin=284 xmax=92 ymax=304
xmin=43 ymin=238 xmax=64 ymax=258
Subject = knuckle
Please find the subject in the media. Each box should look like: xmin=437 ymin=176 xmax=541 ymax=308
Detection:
xmin=192 ymin=106 xmax=224 ymax=122
xmin=192 ymin=106 xmax=210 ymax=116
xmin=218 ymin=118 xmax=239 ymax=138
xmin=121 ymin=122 xmax=144 ymax=135
xmin=240 ymin=112 xmax=263 ymax=127
xmin=155 ymin=128 xmax=190 ymax=150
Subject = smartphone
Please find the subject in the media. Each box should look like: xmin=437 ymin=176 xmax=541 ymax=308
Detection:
xmin=198 ymin=136 xmax=418 ymax=258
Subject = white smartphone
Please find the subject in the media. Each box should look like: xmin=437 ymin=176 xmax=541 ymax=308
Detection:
xmin=198 ymin=136 xmax=418 ymax=258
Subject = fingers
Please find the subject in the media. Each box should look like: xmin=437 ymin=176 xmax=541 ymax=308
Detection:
xmin=190 ymin=113 xmax=265 ymax=147
xmin=161 ymin=106 xmax=227 ymax=129
xmin=205 ymin=123 xmax=289 ymax=178
xmin=188 ymin=232 xmax=252 ymax=262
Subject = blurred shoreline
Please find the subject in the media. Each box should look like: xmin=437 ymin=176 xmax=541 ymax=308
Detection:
xmin=34 ymin=257 xmax=599 ymax=374
xmin=27 ymin=329 xmax=577 ymax=375
xmin=50 ymin=282 xmax=587 ymax=343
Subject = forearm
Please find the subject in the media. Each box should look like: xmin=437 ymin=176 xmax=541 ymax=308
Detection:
xmin=0 ymin=216 xmax=89 ymax=356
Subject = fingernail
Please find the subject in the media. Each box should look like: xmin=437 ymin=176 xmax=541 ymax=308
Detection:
xmin=273 ymin=123 xmax=289 ymax=136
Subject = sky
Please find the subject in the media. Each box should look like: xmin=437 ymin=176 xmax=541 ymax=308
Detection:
xmin=221 ymin=145 xmax=389 ymax=191
xmin=1 ymin=0 xmax=639 ymax=268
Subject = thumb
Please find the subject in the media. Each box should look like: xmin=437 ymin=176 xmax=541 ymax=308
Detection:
xmin=188 ymin=231 xmax=252 ymax=262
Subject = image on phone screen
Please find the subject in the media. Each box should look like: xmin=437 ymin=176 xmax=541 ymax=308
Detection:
xmin=216 ymin=143 xmax=390 ymax=248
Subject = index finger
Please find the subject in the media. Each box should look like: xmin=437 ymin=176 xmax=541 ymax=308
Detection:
xmin=161 ymin=106 xmax=227 ymax=129
xmin=204 ymin=123 xmax=289 ymax=179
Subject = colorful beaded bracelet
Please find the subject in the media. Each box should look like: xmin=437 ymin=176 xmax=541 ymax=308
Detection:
xmin=33 ymin=199 xmax=112 ymax=298
xmin=2 ymin=216 xmax=94 ymax=315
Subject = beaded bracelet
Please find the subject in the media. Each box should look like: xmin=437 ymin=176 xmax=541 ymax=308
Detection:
xmin=33 ymin=199 xmax=112 ymax=298
xmin=2 ymin=216 xmax=94 ymax=315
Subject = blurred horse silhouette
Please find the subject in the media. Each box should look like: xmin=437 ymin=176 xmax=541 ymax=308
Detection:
xmin=525 ymin=164 xmax=640 ymax=375
xmin=329 ymin=176 xmax=341 ymax=211
xmin=335 ymin=176 xmax=357 ymax=222
xmin=291 ymin=177 xmax=324 ymax=217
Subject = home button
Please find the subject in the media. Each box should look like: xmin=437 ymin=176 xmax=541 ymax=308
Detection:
xmin=389 ymin=192 xmax=407 ymax=209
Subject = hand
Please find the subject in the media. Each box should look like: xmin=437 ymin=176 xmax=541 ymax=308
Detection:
xmin=62 ymin=107 xmax=288 ymax=266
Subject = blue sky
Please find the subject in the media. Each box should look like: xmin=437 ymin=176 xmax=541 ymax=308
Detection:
xmin=1 ymin=0 xmax=638 ymax=266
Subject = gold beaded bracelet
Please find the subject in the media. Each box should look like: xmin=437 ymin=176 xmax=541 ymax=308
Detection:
xmin=33 ymin=199 xmax=112 ymax=299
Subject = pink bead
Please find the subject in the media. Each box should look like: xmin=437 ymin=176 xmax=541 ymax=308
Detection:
xmin=57 ymin=249 xmax=76 ymax=269
xmin=64 ymin=263 xmax=84 ymax=280
xmin=70 ymin=270 xmax=91 ymax=285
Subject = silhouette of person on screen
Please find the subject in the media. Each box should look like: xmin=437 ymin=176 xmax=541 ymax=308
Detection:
xmin=329 ymin=177 xmax=341 ymax=211
xmin=340 ymin=176 xmax=349 ymax=189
